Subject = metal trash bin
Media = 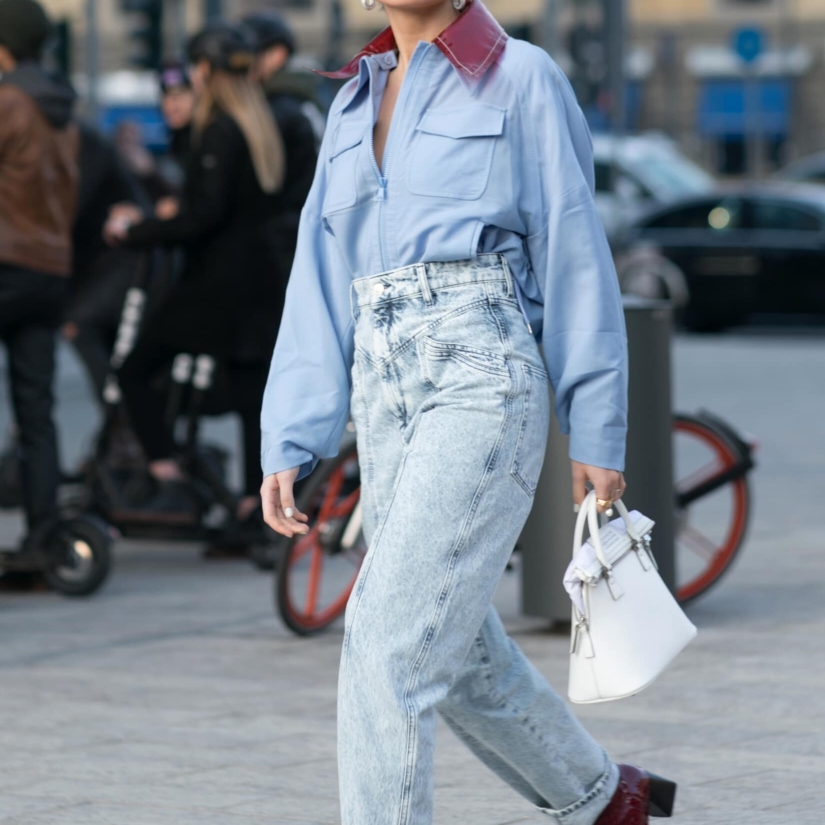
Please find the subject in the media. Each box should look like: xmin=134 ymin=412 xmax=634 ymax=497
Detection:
xmin=520 ymin=297 xmax=675 ymax=625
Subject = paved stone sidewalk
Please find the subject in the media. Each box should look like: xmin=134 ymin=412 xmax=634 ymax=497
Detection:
xmin=1 ymin=333 xmax=824 ymax=824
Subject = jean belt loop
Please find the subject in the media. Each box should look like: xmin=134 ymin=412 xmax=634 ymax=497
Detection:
xmin=500 ymin=254 xmax=514 ymax=298
xmin=417 ymin=263 xmax=433 ymax=305
xmin=349 ymin=281 xmax=359 ymax=322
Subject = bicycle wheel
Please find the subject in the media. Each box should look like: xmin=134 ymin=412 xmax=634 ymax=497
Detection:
xmin=673 ymin=414 xmax=751 ymax=605
xmin=276 ymin=442 xmax=365 ymax=635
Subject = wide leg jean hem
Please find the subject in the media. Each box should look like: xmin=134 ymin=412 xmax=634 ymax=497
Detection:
xmin=537 ymin=753 xmax=619 ymax=825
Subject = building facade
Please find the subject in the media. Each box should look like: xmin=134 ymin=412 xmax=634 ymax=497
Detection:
xmin=630 ymin=0 xmax=825 ymax=171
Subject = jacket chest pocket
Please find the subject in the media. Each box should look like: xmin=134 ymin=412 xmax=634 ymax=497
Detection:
xmin=322 ymin=122 xmax=366 ymax=215
xmin=407 ymin=104 xmax=505 ymax=201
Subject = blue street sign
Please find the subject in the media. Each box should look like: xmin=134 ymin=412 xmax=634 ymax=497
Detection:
xmin=733 ymin=27 xmax=765 ymax=64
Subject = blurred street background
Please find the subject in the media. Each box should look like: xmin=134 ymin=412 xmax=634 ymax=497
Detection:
xmin=3 ymin=0 xmax=825 ymax=822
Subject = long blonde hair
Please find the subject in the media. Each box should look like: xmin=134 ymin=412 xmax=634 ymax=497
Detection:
xmin=193 ymin=69 xmax=285 ymax=193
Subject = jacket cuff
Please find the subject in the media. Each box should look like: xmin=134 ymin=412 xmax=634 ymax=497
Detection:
xmin=567 ymin=424 xmax=626 ymax=473
xmin=261 ymin=440 xmax=318 ymax=481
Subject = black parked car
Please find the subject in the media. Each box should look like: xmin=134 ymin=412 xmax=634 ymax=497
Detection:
xmin=618 ymin=183 xmax=825 ymax=330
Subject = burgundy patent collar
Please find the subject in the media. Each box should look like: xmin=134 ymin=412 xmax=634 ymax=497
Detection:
xmin=319 ymin=1 xmax=507 ymax=87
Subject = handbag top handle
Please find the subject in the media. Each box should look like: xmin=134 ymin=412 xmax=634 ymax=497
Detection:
xmin=572 ymin=491 xmax=643 ymax=572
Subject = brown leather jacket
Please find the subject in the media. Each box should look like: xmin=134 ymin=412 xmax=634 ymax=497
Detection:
xmin=0 ymin=71 xmax=79 ymax=277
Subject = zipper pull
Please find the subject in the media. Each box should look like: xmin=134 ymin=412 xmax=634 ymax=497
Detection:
xmin=376 ymin=177 xmax=388 ymax=201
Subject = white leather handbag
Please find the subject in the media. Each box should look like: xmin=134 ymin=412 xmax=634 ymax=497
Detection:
xmin=567 ymin=491 xmax=697 ymax=704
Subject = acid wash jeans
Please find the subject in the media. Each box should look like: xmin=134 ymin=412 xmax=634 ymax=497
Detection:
xmin=342 ymin=254 xmax=619 ymax=825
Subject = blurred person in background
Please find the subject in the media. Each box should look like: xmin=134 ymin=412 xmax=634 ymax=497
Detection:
xmin=0 ymin=0 xmax=78 ymax=547
xmin=243 ymin=12 xmax=319 ymax=265
xmin=103 ymin=22 xmax=291 ymax=524
xmin=155 ymin=60 xmax=195 ymax=218
xmin=243 ymin=11 xmax=326 ymax=147
xmin=112 ymin=120 xmax=175 ymax=206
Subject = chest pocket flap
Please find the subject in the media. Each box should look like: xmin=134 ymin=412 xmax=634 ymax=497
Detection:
xmin=329 ymin=122 xmax=365 ymax=159
xmin=324 ymin=122 xmax=366 ymax=213
xmin=415 ymin=104 xmax=506 ymax=140
xmin=409 ymin=104 xmax=506 ymax=200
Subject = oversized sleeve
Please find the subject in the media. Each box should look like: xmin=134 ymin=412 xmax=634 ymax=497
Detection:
xmin=260 ymin=121 xmax=355 ymax=480
xmin=519 ymin=54 xmax=628 ymax=472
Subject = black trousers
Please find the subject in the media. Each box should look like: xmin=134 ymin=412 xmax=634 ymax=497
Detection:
xmin=118 ymin=338 xmax=180 ymax=464
xmin=0 ymin=267 xmax=68 ymax=530
xmin=119 ymin=337 xmax=269 ymax=496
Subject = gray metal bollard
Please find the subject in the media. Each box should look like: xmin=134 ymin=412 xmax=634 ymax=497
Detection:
xmin=520 ymin=297 xmax=675 ymax=625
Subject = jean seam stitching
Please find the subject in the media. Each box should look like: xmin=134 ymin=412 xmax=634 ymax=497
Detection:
xmin=341 ymin=444 xmax=412 ymax=661
xmin=367 ymin=298 xmax=491 ymax=369
xmin=395 ymin=345 xmax=513 ymax=825
xmin=354 ymin=357 xmax=379 ymax=529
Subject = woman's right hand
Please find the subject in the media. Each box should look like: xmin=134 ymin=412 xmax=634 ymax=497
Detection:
xmin=261 ymin=468 xmax=309 ymax=537
xmin=103 ymin=202 xmax=143 ymax=246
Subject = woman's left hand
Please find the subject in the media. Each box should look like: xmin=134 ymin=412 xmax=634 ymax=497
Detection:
xmin=571 ymin=460 xmax=626 ymax=513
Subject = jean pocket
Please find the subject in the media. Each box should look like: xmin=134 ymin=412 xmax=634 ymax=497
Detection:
xmin=322 ymin=121 xmax=365 ymax=214
xmin=421 ymin=337 xmax=509 ymax=383
xmin=511 ymin=364 xmax=550 ymax=496
xmin=407 ymin=104 xmax=505 ymax=201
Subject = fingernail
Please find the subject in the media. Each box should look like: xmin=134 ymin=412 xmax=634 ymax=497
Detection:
xmin=573 ymin=503 xmax=580 ymax=513
xmin=284 ymin=507 xmax=294 ymax=518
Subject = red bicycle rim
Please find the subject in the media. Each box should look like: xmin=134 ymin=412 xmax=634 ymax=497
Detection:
xmin=283 ymin=465 xmax=362 ymax=630
xmin=674 ymin=419 xmax=748 ymax=603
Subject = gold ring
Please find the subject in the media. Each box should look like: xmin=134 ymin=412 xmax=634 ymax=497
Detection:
xmin=596 ymin=498 xmax=613 ymax=508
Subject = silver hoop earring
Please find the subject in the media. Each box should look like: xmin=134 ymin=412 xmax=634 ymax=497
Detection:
xmin=362 ymin=0 xmax=376 ymax=9
xmin=453 ymin=0 xmax=467 ymax=9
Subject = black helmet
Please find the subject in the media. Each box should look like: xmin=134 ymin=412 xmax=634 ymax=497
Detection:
xmin=242 ymin=12 xmax=295 ymax=56
xmin=186 ymin=22 xmax=256 ymax=74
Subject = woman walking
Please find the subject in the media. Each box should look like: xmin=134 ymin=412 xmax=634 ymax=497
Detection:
xmin=261 ymin=1 xmax=674 ymax=823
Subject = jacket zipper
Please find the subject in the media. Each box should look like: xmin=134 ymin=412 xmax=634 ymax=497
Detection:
xmin=369 ymin=47 xmax=427 ymax=272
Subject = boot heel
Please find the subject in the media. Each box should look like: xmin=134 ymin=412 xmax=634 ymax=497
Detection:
xmin=647 ymin=773 xmax=677 ymax=817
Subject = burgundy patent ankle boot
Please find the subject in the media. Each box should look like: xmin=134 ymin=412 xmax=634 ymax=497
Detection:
xmin=595 ymin=764 xmax=677 ymax=824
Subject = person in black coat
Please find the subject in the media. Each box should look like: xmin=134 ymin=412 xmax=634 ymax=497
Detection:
xmin=105 ymin=22 xmax=314 ymax=520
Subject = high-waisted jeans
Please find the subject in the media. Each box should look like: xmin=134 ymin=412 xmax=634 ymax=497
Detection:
xmin=342 ymin=254 xmax=619 ymax=825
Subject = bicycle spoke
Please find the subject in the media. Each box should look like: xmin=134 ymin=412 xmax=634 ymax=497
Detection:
xmin=679 ymin=525 xmax=718 ymax=562
xmin=675 ymin=459 xmax=724 ymax=496
xmin=317 ymin=469 xmax=344 ymax=523
xmin=291 ymin=529 xmax=319 ymax=563
xmin=304 ymin=543 xmax=324 ymax=617
xmin=329 ymin=489 xmax=360 ymax=519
